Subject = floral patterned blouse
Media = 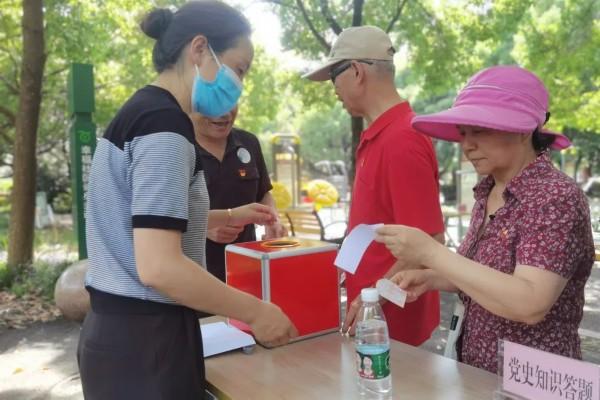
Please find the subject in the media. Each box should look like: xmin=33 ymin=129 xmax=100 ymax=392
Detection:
xmin=457 ymin=153 xmax=594 ymax=373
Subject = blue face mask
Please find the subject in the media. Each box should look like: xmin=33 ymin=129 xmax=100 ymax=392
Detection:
xmin=191 ymin=45 xmax=243 ymax=118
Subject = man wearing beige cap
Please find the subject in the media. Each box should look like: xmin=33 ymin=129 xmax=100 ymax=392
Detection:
xmin=304 ymin=26 xmax=444 ymax=345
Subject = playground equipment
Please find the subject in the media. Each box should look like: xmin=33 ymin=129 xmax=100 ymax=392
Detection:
xmin=305 ymin=179 xmax=338 ymax=210
xmin=271 ymin=181 xmax=292 ymax=210
xmin=312 ymin=160 xmax=349 ymax=202
xmin=271 ymin=134 xmax=301 ymax=208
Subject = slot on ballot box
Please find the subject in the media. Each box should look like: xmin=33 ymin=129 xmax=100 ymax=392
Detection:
xmin=225 ymin=238 xmax=340 ymax=340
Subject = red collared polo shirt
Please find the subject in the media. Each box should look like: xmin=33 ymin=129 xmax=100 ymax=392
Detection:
xmin=347 ymin=101 xmax=444 ymax=345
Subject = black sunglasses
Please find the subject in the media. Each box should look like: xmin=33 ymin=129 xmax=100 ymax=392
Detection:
xmin=329 ymin=60 xmax=374 ymax=83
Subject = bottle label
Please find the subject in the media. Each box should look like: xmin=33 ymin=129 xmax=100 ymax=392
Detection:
xmin=356 ymin=349 xmax=390 ymax=379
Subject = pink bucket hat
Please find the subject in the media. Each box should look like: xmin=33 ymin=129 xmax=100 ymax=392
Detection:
xmin=411 ymin=65 xmax=571 ymax=150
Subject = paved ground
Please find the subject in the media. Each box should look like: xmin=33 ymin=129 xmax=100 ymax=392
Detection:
xmin=2 ymin=266 xmax=600 ymax=399
xmin=0 ymin=320 xmax=81 ymax=400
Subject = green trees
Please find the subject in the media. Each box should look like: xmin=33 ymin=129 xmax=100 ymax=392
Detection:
xmin=265 ymin=0 xmax=599 ymax=177
xmin=512 ymin=0 xmax=599 ymax=134
xmin=510 ymin=0 xmax=600 ymax=176
xmin=236 ymin=46 xmax=285 ymax=134
xmin=1 ymin=0 xmax=156 ymax=273
xmin=0 ymin=0 xmax=597 ymax=273
xmin=263 ymin=0 xmax=535 ymax=179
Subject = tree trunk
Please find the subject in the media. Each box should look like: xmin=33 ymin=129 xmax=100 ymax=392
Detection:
xmin=349 ymin=116 xmax=363 ymax=185
xmin=7 ymin=0 xmax=46 ymax=272
xmin=347 ymin=0 xmax=364 ymax=187
xmin=573 ymin=153 xmax=582 ymax=182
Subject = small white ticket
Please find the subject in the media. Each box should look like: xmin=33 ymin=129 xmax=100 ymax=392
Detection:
xmin=376 ymin=278 xmax=407 ymax=308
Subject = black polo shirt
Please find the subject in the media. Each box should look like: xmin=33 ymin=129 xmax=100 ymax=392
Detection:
xmin=198 ymin=127 xmax=272 ymax=282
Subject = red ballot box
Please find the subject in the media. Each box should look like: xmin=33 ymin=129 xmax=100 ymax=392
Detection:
xmin=225 ymin=238 xmax=340 ymax=340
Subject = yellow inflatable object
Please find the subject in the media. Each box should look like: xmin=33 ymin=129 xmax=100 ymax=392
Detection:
xmin=271 ymin=181 xmax=292 ymax=210
xmin=306 ymin=179 xmax=338 ymax=210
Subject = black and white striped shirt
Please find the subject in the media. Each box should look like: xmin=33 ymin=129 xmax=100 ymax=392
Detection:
xmin=85 ymin=85 xmax=209 ymax=303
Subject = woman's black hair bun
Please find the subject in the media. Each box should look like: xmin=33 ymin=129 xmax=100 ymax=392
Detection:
xmin=140 ymin=8 xmax=174 ymax=40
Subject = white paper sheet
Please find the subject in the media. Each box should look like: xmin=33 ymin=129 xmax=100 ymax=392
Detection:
xmin=201 ymin=322 xmax=256 ymax=358
xmin=334 ymin=223 xmax=383 ymax=274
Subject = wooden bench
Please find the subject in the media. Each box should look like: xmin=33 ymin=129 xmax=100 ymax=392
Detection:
xmin=278 ymin=211 xmax=293 ymax=237
xmin=280 ymin=208 xmax=346 ymax=245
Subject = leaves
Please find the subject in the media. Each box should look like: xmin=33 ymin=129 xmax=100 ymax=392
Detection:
xmin=0 ymin=0 xmax=157 ymax=164
xmin=0 ymin=0 xmax=596 ymax=196
xmin=511 ymin=0 xmax=600 ymax=133
xmin=236 ymin=46 xmax=284 ymax=134
xmin=0 ymin=291 xmax=61 ymax=331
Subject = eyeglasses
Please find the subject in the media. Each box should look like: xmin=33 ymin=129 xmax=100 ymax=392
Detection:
xmin=329 ymin=60 xmax=374 ymax=83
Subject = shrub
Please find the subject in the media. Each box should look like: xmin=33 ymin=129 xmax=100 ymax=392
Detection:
xmin=9 ymin=262 xmax=70 ymax=299
xmin=36 ymin=162 xmax=70 ymax=206
xmin=52 ymin=191 xmax=72 ymax=214
xmin=0 ymin=262 xmax=12 ymax=289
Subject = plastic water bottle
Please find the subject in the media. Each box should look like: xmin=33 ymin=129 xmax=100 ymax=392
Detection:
xmin=355 ymin=288 xmax=392 ymax=399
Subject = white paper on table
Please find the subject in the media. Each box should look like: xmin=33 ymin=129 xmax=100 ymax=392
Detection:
xmin=334 ymin=223 xmax=383 ymax=274
xmin=201 ymin=322 xmax=256 ymax=358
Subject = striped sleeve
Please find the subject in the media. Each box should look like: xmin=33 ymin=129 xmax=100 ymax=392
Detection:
xmin=127 ymin=112 xmax=196 ymax=232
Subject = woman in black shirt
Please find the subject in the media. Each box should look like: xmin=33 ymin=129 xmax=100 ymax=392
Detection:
xmin=191 ymin=106 xmax=287 ymax=282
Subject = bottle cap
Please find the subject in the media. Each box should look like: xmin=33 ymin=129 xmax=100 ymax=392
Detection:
xmin=361 ymin=287 xmax=379 ymax=303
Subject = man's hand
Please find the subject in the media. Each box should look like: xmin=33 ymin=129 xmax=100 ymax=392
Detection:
xmin=342 ymin=296 xmax=362 ymax=336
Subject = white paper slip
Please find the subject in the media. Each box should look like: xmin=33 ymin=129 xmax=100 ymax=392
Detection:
xmin=334 ymin=223 xmax=383 ymax=274
xmin=376 ymin=279 xmax=407 ymax=308
xmin=201 ymin=322 xmax=256 ymax=358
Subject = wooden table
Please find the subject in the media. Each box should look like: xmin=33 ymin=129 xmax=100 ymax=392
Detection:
xmin=205 ymin=332 xmax=497 ymax=399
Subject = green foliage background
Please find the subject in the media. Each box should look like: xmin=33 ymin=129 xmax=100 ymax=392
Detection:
xmin=0 ymin=0 xmax=598 ymax=192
